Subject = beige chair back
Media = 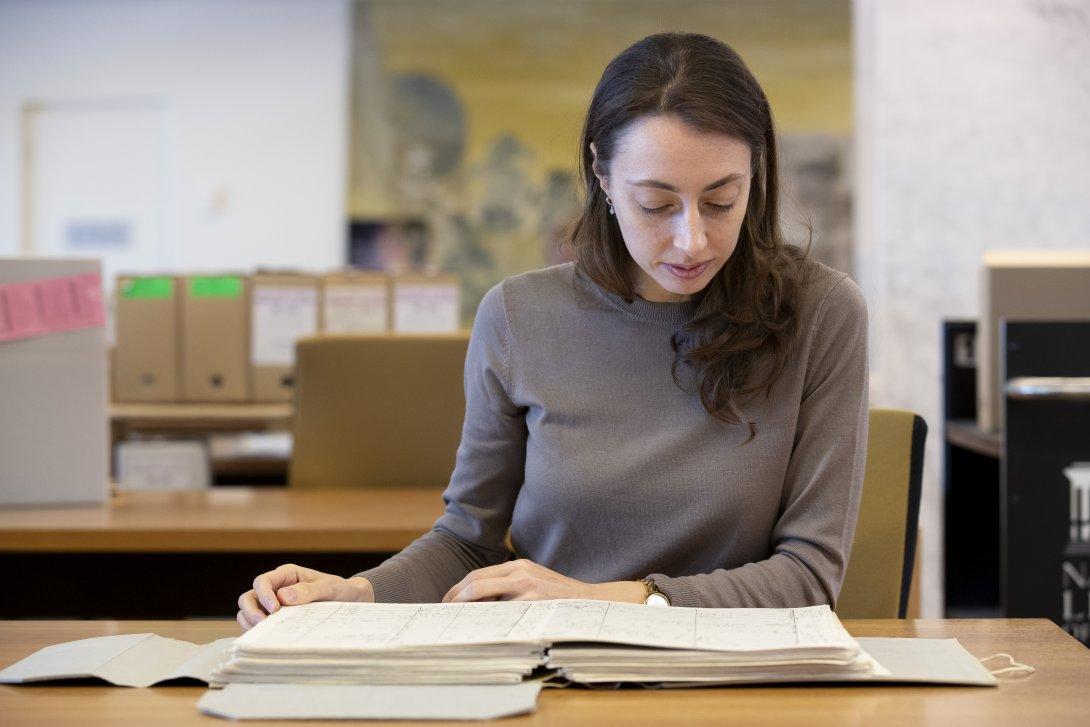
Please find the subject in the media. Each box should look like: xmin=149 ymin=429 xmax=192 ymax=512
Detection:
xmin=836 ymin=408 xmax=927 ymax=618
xmin=290 ymin=333 xmax=469 ymax=489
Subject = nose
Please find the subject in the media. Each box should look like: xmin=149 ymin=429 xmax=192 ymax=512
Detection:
xmin=672 ymin=205 xmax=708 ymax=258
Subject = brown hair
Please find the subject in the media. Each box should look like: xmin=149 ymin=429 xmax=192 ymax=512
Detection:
xmin=568 ymin=32 xmax=808 ymax=441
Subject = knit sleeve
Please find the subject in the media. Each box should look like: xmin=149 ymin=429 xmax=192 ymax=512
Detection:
xmin=647 ymin=275 xmax=870 ymax=608
xmin=353 ymin=282 xmax=527 ymax=602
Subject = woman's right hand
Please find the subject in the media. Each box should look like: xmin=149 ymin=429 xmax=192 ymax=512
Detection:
xmin=237 ymin=563 xmax=375 ymax=631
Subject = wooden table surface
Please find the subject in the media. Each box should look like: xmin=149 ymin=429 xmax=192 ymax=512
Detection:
xmin=0 ymin=619 xmax=1081 ymax=727
xmin=0 ymin=488 xmax=445 ymax=552
xmin=2 ymin=618 xmax=1088 ymax=726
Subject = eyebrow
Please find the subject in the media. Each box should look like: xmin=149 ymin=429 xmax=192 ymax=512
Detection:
xmin=625 ymin=173 xmax=744 ymax=193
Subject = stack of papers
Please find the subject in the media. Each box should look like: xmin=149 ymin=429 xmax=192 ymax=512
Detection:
xmin=213 ymin=600 xmax=883 ymax=687
xmin=216 ymin=602 xmax=549 ymax=685
xmin=546 ymin=605 xmax=878 ymax=685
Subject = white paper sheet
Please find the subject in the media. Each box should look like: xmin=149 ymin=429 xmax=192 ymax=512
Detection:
xmin=323 ymin=284 xmax=387 ymax=333
xmin=251 ymin=286 xmax=319 ymax=366
xmin=855 ymin=637 xmax=998 ymax=686
xmin=197 ymin=682 xmax=542 ymax=721
xmin=0 ymin=634 xmax=235 ymax=687
xmin=392 ymin=282 xmax=459 ymax=333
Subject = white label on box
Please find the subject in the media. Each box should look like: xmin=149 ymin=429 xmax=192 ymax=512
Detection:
xmin=393 ymin=283 xmax=460 ymax=333
xmin=251 ymin=286 xmax=319 ymax=366
xmin=323 ymin=284 xmax=387 ymax=333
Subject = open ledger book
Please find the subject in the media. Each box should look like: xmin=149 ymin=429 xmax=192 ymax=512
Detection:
xmin=1 ymin=599 xmax=999 ymax=703
xmin=216 ymin=600 xmax=888 ymax=687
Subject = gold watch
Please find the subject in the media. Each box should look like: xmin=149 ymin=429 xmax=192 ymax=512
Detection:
xmin=641 ymin=577 xmax=671 ymax=607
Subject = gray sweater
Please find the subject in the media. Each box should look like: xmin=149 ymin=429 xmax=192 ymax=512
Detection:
xmin=356 ymin=260 xmax=869 ymax=608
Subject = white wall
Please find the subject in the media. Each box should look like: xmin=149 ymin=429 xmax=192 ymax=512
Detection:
xmin=854 ymin=0 xmax=1090 ymax=616
xmin=0 ymin=0 xmax=350 ymax=272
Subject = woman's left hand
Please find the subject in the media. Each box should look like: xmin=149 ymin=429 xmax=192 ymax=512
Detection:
xmin=441 ymin=559 xmax=646 ymax=603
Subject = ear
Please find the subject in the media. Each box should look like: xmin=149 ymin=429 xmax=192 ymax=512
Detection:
xmin=589 ymin=142 xmax=610 ymax=196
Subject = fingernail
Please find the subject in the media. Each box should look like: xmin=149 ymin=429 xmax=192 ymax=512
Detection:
xmin=282 ymin=589 xmax=296 ymax=603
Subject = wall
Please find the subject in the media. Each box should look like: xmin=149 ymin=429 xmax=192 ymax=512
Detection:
xmin=0 ymin=0 xmax=350 ymax=272
xmin=854 ymin=0 xmax=1090 ymax=616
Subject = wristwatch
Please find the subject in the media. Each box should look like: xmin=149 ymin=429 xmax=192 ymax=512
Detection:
xmin=641 ymin=577 xmax=671 ymax=607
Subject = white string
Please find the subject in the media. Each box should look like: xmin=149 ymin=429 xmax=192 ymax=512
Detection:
xmin=979 ymin=653 xmax=1036 ymax=677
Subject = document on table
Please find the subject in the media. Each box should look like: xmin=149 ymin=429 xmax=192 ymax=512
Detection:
xmin=0 ymin=601 xmax=998 ymax=699
xmin=197 ymin=682 xmax=543 ymax=721
xmin=855 ymin=638 xmax=998 ymax=686
xmin=231 ymin=600 xmax=859 ymax=653
xmin=0 ymin=634 xmax=235 ymax=688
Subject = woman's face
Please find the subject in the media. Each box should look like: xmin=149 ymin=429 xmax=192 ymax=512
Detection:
xmin=592 ymin=115 xmax=752 ymax=302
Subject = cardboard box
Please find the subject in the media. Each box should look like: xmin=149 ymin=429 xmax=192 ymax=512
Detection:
xmin=181 ymin=274 xmax=250 ymax=402
xmin=113 ymin=275 xmax=180 ymax=401
xmin=0 ymin=257 xmax=108 ymax=504
xmin=321 ymin=271 xmax=389 ymax=333
xmin=391 ymin=273 xmax=461 ymax=333
xmin=116 ymin=439 xmax=210 ymax=490
xmin=250 ymin=273 xmax=319 ymax=402
xmin=977 ymin=250 xmax=1090 ymax=431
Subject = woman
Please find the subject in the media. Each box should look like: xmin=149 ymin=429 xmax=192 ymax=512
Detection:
xmin=237 ymin=31 xmax=868 ymax=631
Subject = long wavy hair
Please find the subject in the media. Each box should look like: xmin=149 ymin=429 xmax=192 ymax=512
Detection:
xmin=568 ymin=32 xmax=808 ymax=441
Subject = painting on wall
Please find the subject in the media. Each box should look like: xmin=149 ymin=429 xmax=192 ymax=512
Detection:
xmin=349 ymin=0 xmax=852 ymax=324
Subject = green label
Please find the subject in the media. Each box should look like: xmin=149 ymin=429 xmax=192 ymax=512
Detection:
xmin=190 ymin=276 xmax=242 ymax=298
xmin=121 ymin=277 xmax=173 ymax=299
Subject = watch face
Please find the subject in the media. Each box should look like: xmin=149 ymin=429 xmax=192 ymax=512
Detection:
xmin=645 ymin=593 xmax=670 ymax=607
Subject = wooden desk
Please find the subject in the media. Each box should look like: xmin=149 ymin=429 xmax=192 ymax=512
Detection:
xmin=0 ymin=488 xmax=444 ymax=618
xmin=3 ymin=618 xmax=1088 ymax=726
xmin=0 ymin=488 xmax=444 ymax=553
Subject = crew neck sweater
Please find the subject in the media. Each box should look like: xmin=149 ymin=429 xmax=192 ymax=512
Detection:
xmin=356 ymin=259 xmax=869 ymax=608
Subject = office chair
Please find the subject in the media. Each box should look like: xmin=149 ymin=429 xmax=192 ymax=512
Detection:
xmin=835 ymin=408 xmax=927 ymax=619
xmin=289 ymin=333 xmax=469 ymax=489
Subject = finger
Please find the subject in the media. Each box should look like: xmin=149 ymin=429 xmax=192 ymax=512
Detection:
xmin=449 ymin=576 xmax=530 ymax=603
xmin=237 ymin=589 xmax=267 ymax=625
xmin=237 ymin=610 xmax=260 ymax=632
xmin=254 ymin=563 xmax=302 ymax=613
xmin=443 ymin=561 xmax=523 ymax=603
xmin=277 ymin=576 xmax=335 ymax=606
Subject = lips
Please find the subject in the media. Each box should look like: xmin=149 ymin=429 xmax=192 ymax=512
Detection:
xmin=663 ymin=261 xmax=711 ymax=280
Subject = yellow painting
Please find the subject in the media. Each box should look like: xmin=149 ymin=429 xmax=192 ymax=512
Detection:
xmin=349 ymin=0 xmax=851 ymax=322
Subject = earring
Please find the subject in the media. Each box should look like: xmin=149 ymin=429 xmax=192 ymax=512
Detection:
xmin=606 ymin=196 xmax=615 ymax=216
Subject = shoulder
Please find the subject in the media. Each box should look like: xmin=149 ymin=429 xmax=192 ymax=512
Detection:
xmin=497 ymin=262 xmax=577 ymax=303
xmin=476 ymin=262 xmax=579 ymax=330
xmin=795 ymin=258 xmax=867 ymax=338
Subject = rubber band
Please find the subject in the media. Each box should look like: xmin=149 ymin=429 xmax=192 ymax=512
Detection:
xmin=979 ymin=653 xmax=1036 ymax=677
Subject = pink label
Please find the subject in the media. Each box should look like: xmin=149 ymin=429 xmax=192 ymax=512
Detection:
xmin=0 ymin=272 xmax=105 ymax=343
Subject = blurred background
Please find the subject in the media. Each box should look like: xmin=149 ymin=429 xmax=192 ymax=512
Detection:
xmin=1 ymin=0 xmax=1089 ymax=634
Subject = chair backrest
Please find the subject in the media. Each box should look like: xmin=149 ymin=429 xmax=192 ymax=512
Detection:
xmin=289 ymin=333 xmax=469 ymax=489
xmin=835 ymin=408 xmax=927 ymax=619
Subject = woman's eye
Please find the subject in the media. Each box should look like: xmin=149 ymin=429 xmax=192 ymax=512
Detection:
xmin=637 ymin=203 xmax=735 ymax=216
